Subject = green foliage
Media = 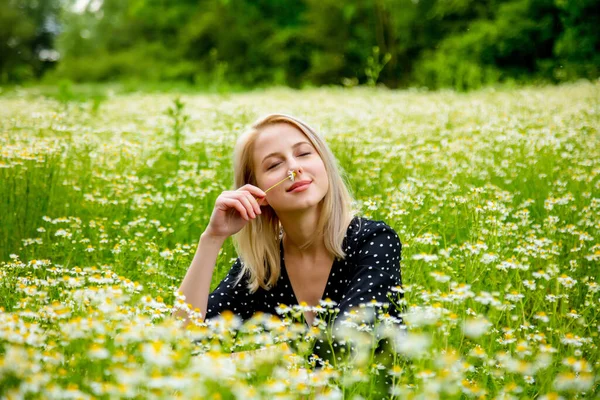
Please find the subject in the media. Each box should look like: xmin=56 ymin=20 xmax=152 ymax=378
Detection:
xmin=165 ymin=97 xmax=190 ymax=169
xmin=39 ymin=79 xmax=108 ymax=113
xmin=1 ymin=0 xmax=599 ymax=89
xmin=365 ymin=46 xmax=392 ymax=87
xmin=0 ymin=0 xmax=61 ymax=83
xmin=552 ymin=0 xmax=600 ymax=81
xmin=413 ymin=21 xmax=504 ymax=91
xmin=414 ymin=0 xmax=564 ymax=90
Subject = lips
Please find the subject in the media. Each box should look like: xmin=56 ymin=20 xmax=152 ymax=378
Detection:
xmin=287 ymin=180 xmax=312 ymax=192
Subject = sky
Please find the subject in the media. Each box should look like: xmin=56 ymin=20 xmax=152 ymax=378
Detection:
xmin=72 ymin=0 xmax=103 ymax=13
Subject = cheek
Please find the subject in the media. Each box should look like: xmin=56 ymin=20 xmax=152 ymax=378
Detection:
xmin=322 ymin=173 xmax=330 ymax=189
xmin=315 ymin=159 xmax=328 ymax=176
xmin=314 ymin=162 xmax=329 ymax=188
xmin=254 ymin=172 xmax=267 ymax=189
xmin=257 ymin=172 xmax=281 ymax=191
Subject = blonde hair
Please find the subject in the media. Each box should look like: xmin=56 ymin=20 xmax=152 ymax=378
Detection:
xmin=232 ymin=113 xmax=357 ymax=292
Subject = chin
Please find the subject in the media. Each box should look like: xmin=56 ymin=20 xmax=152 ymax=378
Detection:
xmin=277 ymin=196 xmax=326 ymax=213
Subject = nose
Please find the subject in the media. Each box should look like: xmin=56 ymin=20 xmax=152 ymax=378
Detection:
xmin=290 ymin=166 xmax=303 ymax=177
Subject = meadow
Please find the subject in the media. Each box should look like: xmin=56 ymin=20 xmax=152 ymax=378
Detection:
xmin=0 ymin=81 xmax=598 ymax=399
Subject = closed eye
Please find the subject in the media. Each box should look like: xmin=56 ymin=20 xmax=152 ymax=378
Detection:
xmin=267 ymin=152 xmax=310 ymax=170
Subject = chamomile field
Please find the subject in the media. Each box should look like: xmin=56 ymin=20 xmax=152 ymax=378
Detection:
xmin=0 ymin=81 xmax=599 ymax=399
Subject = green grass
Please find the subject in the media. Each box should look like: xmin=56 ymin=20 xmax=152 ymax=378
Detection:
xmin=0 ymin=81 xmax=598 ymax=399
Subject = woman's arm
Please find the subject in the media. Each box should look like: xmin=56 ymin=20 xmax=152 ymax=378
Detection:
xmin=173 ymin=232 xmax=226 ymax=328
xmin=172 ymin=183 xmax=267 ymax=328
xmin=205 ymin=257 xmax=256 ymax=321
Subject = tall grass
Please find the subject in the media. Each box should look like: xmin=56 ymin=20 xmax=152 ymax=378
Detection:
xmin=0 ymin=81 xmax=598 ymax=398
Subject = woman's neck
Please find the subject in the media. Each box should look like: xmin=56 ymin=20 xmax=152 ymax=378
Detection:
xmin=279 ymin=205 xmax=324 ymax=257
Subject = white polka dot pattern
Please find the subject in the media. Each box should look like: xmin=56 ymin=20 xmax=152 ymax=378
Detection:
xmin=205 ymin=217 xmax=404 ymax=327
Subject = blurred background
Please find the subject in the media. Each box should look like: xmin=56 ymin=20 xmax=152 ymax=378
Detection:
xmin=1 ymin=0 xmax=598 ymax=92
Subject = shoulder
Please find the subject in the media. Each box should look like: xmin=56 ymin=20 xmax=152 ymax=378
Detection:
xmin=346 ymin=216 xmax=400 ymax=243
xmin=344 ymin=216 xmax=402 ymax=258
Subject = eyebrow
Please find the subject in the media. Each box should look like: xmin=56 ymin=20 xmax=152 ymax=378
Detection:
xmin=261 ymin=141 xmax=312 ymax=164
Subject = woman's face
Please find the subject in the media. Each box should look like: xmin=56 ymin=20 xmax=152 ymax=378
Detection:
xmin=252 ymin=122 xmax=329 ymax=213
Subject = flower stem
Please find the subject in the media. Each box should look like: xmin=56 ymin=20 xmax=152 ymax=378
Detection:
xmin=264 ymin=170 xmax=296 ymax=194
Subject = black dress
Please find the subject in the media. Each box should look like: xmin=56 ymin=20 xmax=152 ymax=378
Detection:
xmin=205 ymin=216 xmax=404 ymax=393
xmin=205 ymin=216 xmax=404 ymax=326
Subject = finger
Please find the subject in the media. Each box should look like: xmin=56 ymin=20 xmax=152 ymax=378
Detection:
xmin=221 ymin=197 xmax=249 ymax=221
xmin=244 ymin=192 xmax=262 ymax=215
xmin=239 ymin=184 xmax=267 ymax=199
xmin=236 ymin=193 xmax=256 ymax=218
xmin=236 ymin=190 xmax=261 ymax=215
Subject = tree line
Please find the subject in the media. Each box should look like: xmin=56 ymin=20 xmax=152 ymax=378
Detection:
xmin=1 ymin=0 xmax=598 ymax=90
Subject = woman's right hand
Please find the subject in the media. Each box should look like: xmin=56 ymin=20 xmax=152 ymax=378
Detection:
xmin=203 ymin=184 xmax=267 ymax=239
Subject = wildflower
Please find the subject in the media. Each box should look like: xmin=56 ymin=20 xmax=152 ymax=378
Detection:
xmin=474 ymin=291 xmax=501 ymax=306
xmin=532 ymin=269 xmax=551 ymax=280
xmin=469 ymin=345 xmax=487 ymax=359
xmin=88 ymin=343 xmax=110 ymax=360
xmin=363 ymin=299 xmax=384 ymax=308
xmin=111 ymin=244 xmax=121 ymax=254
xmin=561 ymin=357 xmax=591 ymax=373
xmin=295 ymin=301 xmax=313 ymax=312
xmin=480 ymin=252 xmax=499 ymax=264
xmin=275 ymin=303 xmax=291 ymax=315
xmin=461 ymin=379 xmax=486 ymax=397
xmin=370 ymin=363 xmax=386 ymax=374
xmin=416 ymin=369 xmax=436 ymax=380
xmin=207 ymin=310 xmax=242 ymax=333
xmin=586 ymin=281 xmax=599 ymax=293
xmin=264 ymin=169 xmax=296 ymax=193
xmin=522 ymin=280 xmax=537 ymax=290
xmin=533 ymin=312 xmax=549 ymax=323
xmin=391 ymin=285 xmax=404 ymax=293
xmin=393 ymin=332 xmax=431 ymax=358
xmin=539 ymin=394 xmax=564 ymax=400
xmin=463 ymin=317 xmax=491 ymax=338
xmin=505 ymin=291 xmax=524 ymax=302
xmin=497 ymin=330 xmax=517 ymax=345
xmin=584 ymin=251 xmax=600 ymax=261
xmin=402 ymin=305 xmax=445 ymax=326
xmin=515 ymin=340 xmax=532 ymax=357
xmin=141 ymin=340 xmax=174 ymax=367
xmin=560 ymin=333 xmax=583 ymax=347
xmin=557 ymin=274 xmax=577 ymax=289
xmin=553 ymin=371 xmax=593 ymax=391
xmin=565 ymin=309 xmax=580 ymax=319
xmin=411 ymin=253 xmax=439 ymax=262
xmin=430 ymin=271 xmax=451 ymax=282
xmin=539 ymin=344 xmax=557 ymax=353
xmin=319 ymin=298 xmax=337 ymax=308
xmin=173 ymin=290 xmax=186 ymax=302
xmin=545 ymin=294 xmax=558 ymax=303
xmin=160 ymin=249 xmax=174 ymax=260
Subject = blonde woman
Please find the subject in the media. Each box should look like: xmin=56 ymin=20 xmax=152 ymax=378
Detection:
xmin=175 ymin=113 xmax=403 ymax=361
